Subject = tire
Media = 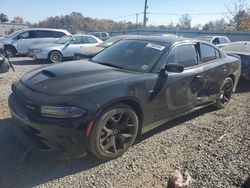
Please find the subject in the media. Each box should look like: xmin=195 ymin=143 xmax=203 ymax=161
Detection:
xmin=89 ymin=103 xmax=139 ymax=160
xmin=0 ymin=60 xmax=10 ymax=73
xmin=48 ymin=51 xmax=63 ymax=63
xmin=214 ymin=77 xmax=234 ymax=109
xmin=4 ymin=45 xmax=16 ymax=57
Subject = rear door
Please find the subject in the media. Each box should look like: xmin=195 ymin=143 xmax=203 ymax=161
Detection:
xmin=154 ymin=43 xmax=205 ymax=121
xmin=35 ymin=30 xmax=55 ymax=45
xmin=197 ymin=43 xmax=227 ymax=103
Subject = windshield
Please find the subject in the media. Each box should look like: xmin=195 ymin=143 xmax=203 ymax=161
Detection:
xmin=98 ymin=36 xmax=123 ymax=48
xmin=5 ymin=30 xmax=22 ymax=38
xmin=54 ymin=35 xmax=72 ymax=44
xmin=92 ymin=39 xmax=169 ymax=72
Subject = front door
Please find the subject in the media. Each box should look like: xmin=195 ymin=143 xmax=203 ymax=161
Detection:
xmin=17 ymin=31 xmax=37 ymax=54
xmin=153 ymin=44 xmax=205 ymax=121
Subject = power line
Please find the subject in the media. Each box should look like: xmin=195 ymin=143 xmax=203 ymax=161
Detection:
xmin=111 ymin=13 xmax=143 ymax=20
xmin=111 ymin=11 xmax=234 ymax=21
xmin=147 ymin=12 xmax=230 ymax=16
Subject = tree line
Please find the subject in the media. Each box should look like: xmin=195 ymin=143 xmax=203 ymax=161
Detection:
xmin=0 ymin=0 xmax=249 ymax=33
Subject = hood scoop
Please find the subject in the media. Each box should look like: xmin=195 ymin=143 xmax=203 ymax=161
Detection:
xmin=25 ymin=70 xmax=56 ymax=84
xmin=41 ymin=70 xmax=56 ymax=77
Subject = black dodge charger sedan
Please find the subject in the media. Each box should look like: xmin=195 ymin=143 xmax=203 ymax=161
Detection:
xmin=9 ymin=36 xmax=241 ymax=160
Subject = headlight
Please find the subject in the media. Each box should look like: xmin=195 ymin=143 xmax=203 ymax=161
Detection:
xmin=40 ymin=106 xmax=86 ymax=118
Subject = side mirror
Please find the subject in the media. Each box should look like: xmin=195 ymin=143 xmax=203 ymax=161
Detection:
xmin=164 ymin=63 xmax=184 ymax=73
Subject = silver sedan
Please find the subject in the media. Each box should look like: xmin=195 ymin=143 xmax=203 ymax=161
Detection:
xmin=29 ymin=34 xmax=102 ymax=63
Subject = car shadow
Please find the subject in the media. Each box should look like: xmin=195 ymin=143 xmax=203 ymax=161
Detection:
xmin=135 ymin=105 xmax=216 ymax=144
xmin=11 ymin=58 xmax=49 ymax=65
xmin=241 ymin=177 xmax=250 ymax=188
xmin=0 ymin=106 xmax=216 ymax=187
xmin=235 ymin=78 xmax=250 ymax=93
xmin=0 ymin=118 xmax=103 ymax=188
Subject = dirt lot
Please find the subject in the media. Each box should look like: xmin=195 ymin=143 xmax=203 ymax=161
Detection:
xmin=0 ymin=57 xmax=249 ymax=188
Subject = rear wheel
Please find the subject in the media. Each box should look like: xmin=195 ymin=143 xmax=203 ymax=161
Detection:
xmin=4 ymin=45 xmax=16 ymax=57
xmin=89 ymin=104 xmax=139 ymax=160
xmin=48 ymin=51 xmax=63 ymax=63
xmin=214 ymin=77 xmax=234 ymax=109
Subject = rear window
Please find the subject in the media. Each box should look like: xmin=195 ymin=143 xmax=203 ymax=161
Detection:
xmin=101 ymin=33 xmax=108 ymax=37
xmin=35 ymin=30 xmax=53 ymax=38
xmin=200 ymin=44 xmax=219 ymax=63
xmin=219 ymin=37 xmax=229 ymax=44
xmin=53 ymin=31 xmax=66 ymax=38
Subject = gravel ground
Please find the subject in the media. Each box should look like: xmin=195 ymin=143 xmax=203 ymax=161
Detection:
xmin=0 ymin=57 xmax=249 ymax=188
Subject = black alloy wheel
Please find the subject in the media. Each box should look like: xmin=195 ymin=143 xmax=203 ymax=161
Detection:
xmin=215 ymin=77 xmax=234 ymax=109
xmin=89 ymin=104 xmax=139 ymax=160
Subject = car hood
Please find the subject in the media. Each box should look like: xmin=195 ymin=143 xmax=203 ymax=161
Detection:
xmin=78 ymin=46 xmax=104 ymax=56
xmin=21 ymin=60 xmax=140 ymax=96
xmin=29 ymin=43 xmax=62 ymax=50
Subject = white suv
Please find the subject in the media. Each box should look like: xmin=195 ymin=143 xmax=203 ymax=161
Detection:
xmin=0 ymin=28 xmax=70 ymax=56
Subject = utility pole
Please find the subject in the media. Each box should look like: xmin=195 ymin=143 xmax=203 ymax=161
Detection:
xmin=143 ymin=0 xmax=148 ymax=27
xmin=136 ymin=13 xmax=138 ymax=28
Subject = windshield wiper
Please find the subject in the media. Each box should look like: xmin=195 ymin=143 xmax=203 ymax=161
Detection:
xmin=98 ymin=62 xmax=124 ymax=69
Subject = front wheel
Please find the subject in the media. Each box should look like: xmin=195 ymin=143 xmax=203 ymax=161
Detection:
xmin=48 ymin=51 xmax=63 ymax=63
xmin=4 ymin=46 xmax=17 ymax=57
xmin=89 ymin=104 xmax=139 ymax=160
xmin=214 ymin=77 xmax=234 ymax=109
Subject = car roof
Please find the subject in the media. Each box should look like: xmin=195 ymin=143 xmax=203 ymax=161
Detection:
xmin=23 ymin=28 xmax=70 ymax=33
xmin=123 ymin=35 xmax=185 ymax=45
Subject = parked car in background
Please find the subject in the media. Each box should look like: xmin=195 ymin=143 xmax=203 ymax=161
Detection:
xmin=29 ymin=34 xmax=102 ymax=63
xmin=88 ymin=32 xmax=110 ymax=41
xmin=74 ymin=35 xmax=138 ymax=60
xmin=196 ymin=35 xmax=231 ymax=48
xmin=9 ymin=36 xmax=241 ymax=160
xmin=222 ymin=41 xmax=250 ymax=80
xmin=0 ymin=28 xmax=70 ymax=57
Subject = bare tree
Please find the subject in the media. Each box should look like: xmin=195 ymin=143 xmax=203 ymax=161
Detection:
xmin=0 ymin=13 xmax=9 ymax=23
xmin=179 ymin=14 xmax=192 ymax=29
xmin=225 ymin=0 xmax=248 ymax=31
xmin=203 ymin=18 xmax=228 ymax=31
xmin=11 ymin=16 xmax=24 ymax=24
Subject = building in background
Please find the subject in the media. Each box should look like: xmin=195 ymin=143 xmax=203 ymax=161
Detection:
xmin=0 ymin=23 xmax=29 ymax=36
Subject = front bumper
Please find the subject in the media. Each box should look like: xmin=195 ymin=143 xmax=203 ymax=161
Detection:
xmin=29 ymin=51 xmax=48 ymax=59
xmin=9 ymin=93 xmax=89 ymax=159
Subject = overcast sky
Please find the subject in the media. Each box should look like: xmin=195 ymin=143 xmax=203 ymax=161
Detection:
xmin=1 ymin=0 xmax=250 ymax=25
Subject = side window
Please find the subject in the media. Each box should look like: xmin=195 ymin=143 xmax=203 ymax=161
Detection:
xmin=18 ymin=31 xmax=34 ymax=39
xmin=200 ymin=44 xmax=218 ymax=63
xmin=71 ymin=36 xmax=82 ymax=44
xmin=166 ymin=45 xmax=198 ymax=68
xmin=219 ymin=37 xmax=229 ymax=44
xmin=212 ymin=38 xmax=219 ymax=45
xmin=35 ymin=30 xmax=53 ymax=38
xmin=53 ymin=31 xmax=66 ymax=38
xmin=101 ymin=33 xmax=108 ymax=37
xmin=83 ymin=36 xmax=98 ymax=44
